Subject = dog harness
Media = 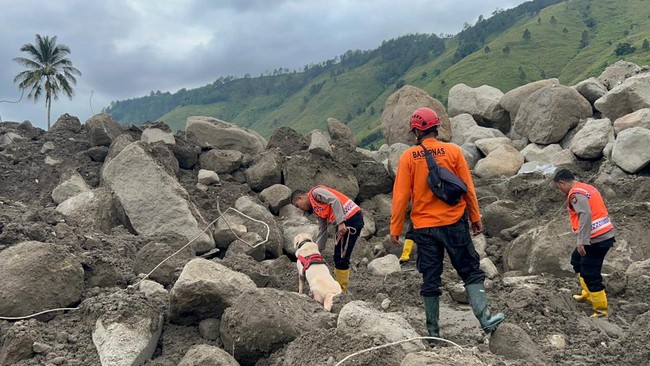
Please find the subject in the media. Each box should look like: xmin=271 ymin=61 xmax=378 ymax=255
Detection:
xmin=296 ymin=239 xmax=326 ymax=279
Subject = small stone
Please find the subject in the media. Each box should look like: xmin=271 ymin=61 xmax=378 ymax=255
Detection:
xmin=82 ymin=235 xmax=103 ymax=250
xmin=549 ymin=334 xmax=567 ymax=349
xmin=198 ymin=318 xmax=221 ymax=341
xmin=448 ymin=283 xmax=469 ymax=304
xmin=32 ymin=342 xmax=52 ymax=354
xmin=381 ymin=298 xmax=392 ymax=310
xmin=45 ymin=156 xmax=62 ymax=165
xmin=51 ymin=356 xmax=66 ymax=365
xmin=40 ymin=142 xmax=55 ymax=154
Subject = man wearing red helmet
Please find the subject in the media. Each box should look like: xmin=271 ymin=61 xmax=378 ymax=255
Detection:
xmin=390 ymin=107 xmax=505 ymax=340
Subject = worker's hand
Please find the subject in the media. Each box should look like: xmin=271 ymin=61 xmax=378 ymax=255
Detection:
xmin=577 ymin=245 xmax=586 ymax=256
xmin=336 ymin=223 xmax=348 ymax=241
xmin=391 ymin=235 xmax=401 ymax=247
xmin=471 ymin=221 xmax=484 ymax=236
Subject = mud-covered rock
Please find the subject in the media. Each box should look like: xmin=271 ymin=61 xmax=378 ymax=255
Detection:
xmin=52 ymin=172 xmax=91 ymax=204
xmin=234 ymin=196 xmax=283 ymax=258
xmin=51 ymin=113 xmax=82 ymax=134
xmin=500 ymin=78 xmax=559 ymax=120
xmin=570 ymin=118 xmax=615 ymax=159
xmin=283 ymin=152 xmax=359 ymax=199
xmin=199 ymin=149 xmax=243 ymax=174
xmin=178 ymin=344 xmax=239 ymax=366
xmin=490 ymin=323 xmax=546 ymax=364
xmin=474 ymin=145 xmax=524 ymax=178
xmin=595 ymin=75 xmax=650 ymax=121
xmin=134 ymin=241 xmax=195 ymax=286
xmin=611 ymin=127 xmax=650 ymax=173
xmin=327 ymin=117 xmax=357 ymax=147
xmin=86 ymin=113 xmax=123 ymax=147
xmin=308 ymin=130 xmax=333 ymax=157
xmin=260 ymin=184 xmax=291 ymax=216
xmin=141 ymin=127 xmax=175 ymax=145
xmin=367 ymin=254 xmax=401 ymax=276
xmin=354 ymin=159 xmax=393 ymax=201
xmin=613 ymin=108 xmax=650 ymax=134
xmin=573 ymin=77 xmax=608 ymax=105
xmin=267 ymin=126 xmax=308 ymax=155
xmin=244 ymin=149 xmax=283 ymax=192
xmin=185 ymin=116 xmax=265 ymax=159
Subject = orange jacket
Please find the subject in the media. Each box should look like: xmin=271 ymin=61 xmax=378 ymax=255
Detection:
xmin=390 ymin=137 xmax=480 ymax=235
xmin=568 ymin=182 xmax=613 ymax=238
xmin=309 ymin=185 xmax=360 ymax=224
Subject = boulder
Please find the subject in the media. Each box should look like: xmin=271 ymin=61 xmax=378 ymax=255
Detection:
xmin=213 ymin=212 xmax=248 ymax=249
xmin=367 ymin=254 xmax=401 ymax=276
xmin=597 ymin=60 xmax=644 ymax=89
xmin=50 ymin=113 xmax=82 ymax=133
xmin=198 ymin=319 xmax=221 ymax=341
xmin=51 ymin=172 xmax=91 ymax=204
xmin=474 ymin=137 xmax=512 ymax=156
xmin=490 ymin=323 xmax=546 ymax=363
xmin=221 ymin=288 xmax=333 ymax=365
xmin=86 ymin=113 xmax=123 ymax=147
xmin=461 ymin=143 xmax=480 ymax=169
xmin=260 ymin=184 xmax=292 ymax=215
xmin=474 ymin=145 xmax=524 ymax=179
xmin=327 ymin=117 xmax=357 ymax=147
xmin=171 ymin=136 xmax=199 ymax=169
xmin=0 ymin=132 xmax=24 ymax=149
xmin=102 ymin=142 xmax=215 ymax=254
xmin=337 ymin=301 xmax=426 ymax=353
xmin=234 ymin=196 xmax=284 ymax=258
xmin=550 ymin=150 xmax=579 ymax=167
xmin=279 ymin=216 xmax=319 ymax=256
xmin=448 ymin=84 xmax=510 ymax=132
xmin=595 ymin=75 xmax=650 ymax=121
xmin=283 ymin=152 xmax=359 ymax=199
xmin=55 ymin=188 xmax=128 ymax=233
xmin=267 ymin=126 xmax=308 ymax=155
xmin=360 ymin=213 xmax=376 ymax=239
xmin=514 ymin=85 xmax=592 ymax=144
xmin=244 ymin=149 xmax=283 ymax=192
xmin=185 ymin=116 xmax=265 ymax=159
xmin=0 ymin=325 xmax=35 ymax=365
xmin=41 ymin=141 xmax=55 ymax=154
xmin=520 ymin=143 xmax=563 ymax=163
xmin=308 ymin=130 xmax=333 ymax=157
xmin=517 ymin=162 xmax=557 ymax=176
xmin=387 ymin=143 xmax=410 ymax=178
xmin=87 ymin=146 xmax=109 ymax=162
xmin=503 ymin=219 xmax=574 ymax=275
xmin=197 ymin=169 xmax=220 ymax=185
xmin=169 ymin=258 xmax=256 ymax=324
xmin=613 ymin=108 xmax=650 ymax=134
xmin=500 ymin=78 xmax=560 ymax=120
xmin=104 ymin=134 xmax=134 ymax=167
xmin=134 ymin=242 xmax=195 ymax=286
xmin=0 ymin=241 xmax=83 ymax=318
xmin=225 ymin=232 xmax=266 ymax=262
xmin=463 ymin=126 xmax=505 ymax=144
xmin=573 ymin=77 xmax=608 ymax=105
xmin=450 ymin=113 xmax=478 ymax=145
xmin=199 ymin=149 xmax=243 ymax=174
xmin=136 ymin=280 xmax=168 ymax=299
xmin=481 ymin=200 xmax=523 ymax=237
xmin=178 ymin=345 xmax=239 ymax=366
xmin=355 ymin=160 xmax=393 ymax=201
xmin=480 ymin=258 xmax=499 ymax=279
xmin=381 ymin=85 xmax=452 ymax=145
xmin=401 ymin=349 xmax=486 ymax=366
xmin=141 ymin=127 xmax=175 ymax=145
xmin=611 ymin=127 xmax=650 ymax=173
xmin=570 ymin=118 xmax=615 ymax=159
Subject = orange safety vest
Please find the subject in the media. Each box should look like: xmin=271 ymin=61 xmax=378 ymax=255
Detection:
xmin=567 ymin=182 xmax=613 ymax=238
xmin=308 ymin=185 xmax=360 ymax=224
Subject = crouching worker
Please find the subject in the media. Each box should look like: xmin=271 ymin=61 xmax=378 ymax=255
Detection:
xmin=390 ymin=107 xmax=505 ymax=340
xmin=554 ymin=169 xmax=615 ymax=318
xmin=291 ymin=185 xmax=364 ymax=292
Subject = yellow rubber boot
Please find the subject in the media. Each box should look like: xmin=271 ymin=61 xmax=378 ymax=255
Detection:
xmin=335 ymin=269 xmax=350 ymax=293
xmin=589 ymin=290 xmax=608 ymax=318
xmin=400 ymin=239 xmax=414 ymax=264
xmin=573 ymin=276 xmax=591 ymax=303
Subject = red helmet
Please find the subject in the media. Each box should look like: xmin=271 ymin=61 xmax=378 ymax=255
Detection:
xmin=409 ymin=107 xmax=440 ymax=131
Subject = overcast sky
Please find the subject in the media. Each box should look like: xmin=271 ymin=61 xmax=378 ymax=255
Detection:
xmin=0 ymin=0 xmax=522 ymax=129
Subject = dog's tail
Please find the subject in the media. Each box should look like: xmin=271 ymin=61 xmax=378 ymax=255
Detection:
xmin=324 ymin=293 xmax=337 ymax=312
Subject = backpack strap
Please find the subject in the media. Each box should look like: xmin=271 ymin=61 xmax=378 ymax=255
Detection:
xmin=419 ymin=144 xmax=442 ymax=186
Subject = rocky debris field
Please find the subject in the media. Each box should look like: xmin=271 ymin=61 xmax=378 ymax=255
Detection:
xmin=0 ymin=60 xmax=649 ymax=366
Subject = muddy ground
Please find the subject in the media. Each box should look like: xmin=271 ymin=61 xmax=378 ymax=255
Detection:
xmin=1 ymin=120 xmax=649 ymax=365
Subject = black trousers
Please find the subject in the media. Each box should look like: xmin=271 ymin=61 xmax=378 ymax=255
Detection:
xmin=571 ymin=238 xmax=614 ymax=292
xmin=334 ymin=212 xmax=364 ymax=270
xmin=413 ymin=218 xmax=484 ymax=297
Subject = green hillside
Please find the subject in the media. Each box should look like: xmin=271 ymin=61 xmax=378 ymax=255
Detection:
xmin=105 ymin=0 xmax=650 ymax=148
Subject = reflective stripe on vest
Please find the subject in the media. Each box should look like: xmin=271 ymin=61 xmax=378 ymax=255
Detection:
xmin=308 ymin=185 xmax=360 ymax=223
xmin=567 ymin=182 xmax=613 ymax=238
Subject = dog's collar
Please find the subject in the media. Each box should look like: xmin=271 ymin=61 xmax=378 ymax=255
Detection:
xmin=297 ymin=239 xmax=313 ymax=250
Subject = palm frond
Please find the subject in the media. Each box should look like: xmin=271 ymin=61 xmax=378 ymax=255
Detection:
xmin=12 ymin=57 xmax=44 ymax=70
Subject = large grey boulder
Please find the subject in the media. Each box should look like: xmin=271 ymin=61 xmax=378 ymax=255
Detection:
xmin=103 ymin=134 xmax=134 ymax=169
xmin=221 ymin=288 xmax=332 ymax=365
xmin=171 ymin=135 xmax=199 ymax=169
xmin=367 ymin=255 xmax=401 ymax=276
xmin=327 ymin=117 xmax=357 ymax=147
xmin=355 ymin=159 xmax=393 ymax=201
xmin=595 ymin=75 xmax=650 ymax=121
xmin=570 ymin=118 xmax=615 ymax=159
xmin=93 ymin=313 xmax=163 ymax=366
xmin=170 ymin=258 xmax=256 ymax=324
xmin=490 ymin=323 xmax=547 ymax=364
xmin=199 ymin=149 xmax=243 ymax=174
xmin=0 ymin=132 xmax=24 ymax=149
xmin=597 ymin=60 xmax=644 ymax=90
xmin=141 ymin=127 xmax=175 ymax=145
xmin=474 ymin=145 xmax=524 ymax=179
xmin=55 ymin=187 xmax=128 ymax=233
xmin=50 ymin=113 xmax=82 ymax=133
xmin=611 ymin=127 xmax=650 ymax=173
xmin=461 ymin=143 xmax=481 ymax=169
xmin=613 ymin=108 xmax=650 ymax=134
xmin=102 ymin=142 xmax=215 ymax=254
xmin=178 ymin=345 xmax=239 ymax=366
xmin=260 ymin=184 xmax=292 ymax=215
xmin=224 ymin=232 xmax=266 ymax=262
xmin=381 ymin=85 xmax=452 ymax=145
xmin=234 ymin=196 xmax=284 ymax=258
xmin=244 ymin=149 xmax=283 ymax=192
xmin=448 ymin=84 xmax=510 ymax=132
xmin=520 ymin=143 xmax=563 ymax=163
xmin=308 ymin=130 xmax=333 ymax=157
xmin=86 ymin=113 xmax=123 ymax=147
xmin=337 ymin=301 xmax=426 ymax=353
xmin=450 ymin=113 xmax=478 ymax=145
xmin=514 ymin=85 xmax=592 ymax=144
xmin=134 ymin=241 xmax=195 ymax=286
xmin=573 ymin=77 xmax=608 ymax=105
xmin=386 ymin=143 xmax=410 ymax=178
xmin=267 ymin=126 xmax=308 ymax=155
xmin=185 ymin=116 xmax=265 ymax=159
xmin=474 ymin=137 xmax=512 ymax=156
xmin=283 ymin=152 xmax=359 ymax=199
xmin=0 ymin=241 xmax=83 ymax=318
xmin=51 ymin=172 xmax=91 ymax=205
xmin=500 ymin=78 xmax=559 ymax=120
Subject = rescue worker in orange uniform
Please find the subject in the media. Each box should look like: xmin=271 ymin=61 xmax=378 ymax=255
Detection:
xmin=553 ymin=169 xmax=615 ymax=317
xmin=390 ymin=107 xmax=505 ymax=340
xmin=291 ymin=185 xmax=364 ymax=292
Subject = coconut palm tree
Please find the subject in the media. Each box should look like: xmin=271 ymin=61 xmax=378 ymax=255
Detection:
xmin=13 ymin=34 xmax=82 ymax=129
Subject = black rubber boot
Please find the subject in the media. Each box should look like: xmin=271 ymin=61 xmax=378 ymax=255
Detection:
xmin=423 ymin=296 xmax=440 ymax=345
xmin=465 ymin=283 xmax=505 ymax=333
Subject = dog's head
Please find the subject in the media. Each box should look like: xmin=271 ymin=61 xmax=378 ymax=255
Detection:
xmin=293 ymin=233 xmax=314 ymax=250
